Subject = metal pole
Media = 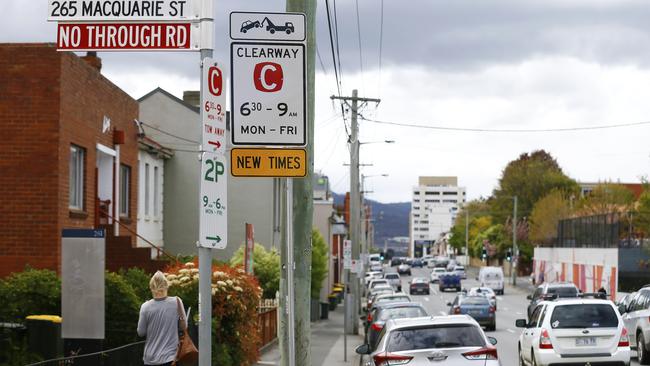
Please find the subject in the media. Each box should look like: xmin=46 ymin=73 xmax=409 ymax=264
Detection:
xmin=286 ymin=179 xmax=296 ymax=366
xmin=198 ymin=1 xmax=214 ymax=363
xmin=512 ymin=196 xmax=518 ymax=286
xmin=350 ymin=89 xmax=360 ymax=334
xmin=465 ymin=209 xmax=469 ymax=266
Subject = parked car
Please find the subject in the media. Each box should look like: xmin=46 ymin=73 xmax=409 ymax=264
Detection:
xmin=446 ymin=259 xmax=458 ymax=271
xmin=397 ymin=263 xmax=412 ymax=276
xmin=621 ymin=287 xmax=650 ymax=363
xmin=616 ymin=291 xmax=637 ymax=315
xmin=439 ymin=272 xmax=462 ymax=292
xmin=366 ymin=285 xmax=394 ymax=312
xmin=366 ymin=302 xmax=428 ymax=348
xmin=516 ymin=298 xmax=629 ymax=366
xmin=368 ymin=279 xmax=390 ymax=291
xmin=527 ymin=282 xmax=580 ymax=320
xmin=430 ymin=267 xmax=446 ymax=283
xmin=370 ymin=262 xmax=384 ymax=272
xmin=433 ymin=256 xmax=450 ymax=268
xmin=409 ymin=277 xmax=430 ymax=295
xmin=356 ymin=315 xmax=500 ymax=366
xmin=383 ymin=272 xmax=402 ymax=292
xmin=453 ymin=265 xmax=467 ymax=279
xmin=411 ymin=258 xmax=424 ymax=268
xmin=448 ymin=295 xmax=496 ymax=331
xmin=477 ymin=267 xmax=505 ymax=295
xmin=369 ymin=293 xmax=412 ymax=314
xmin=364 ymin=271 xmax=383 ymax=286
xmin=469 ymin=287 xmax=497 ymax=310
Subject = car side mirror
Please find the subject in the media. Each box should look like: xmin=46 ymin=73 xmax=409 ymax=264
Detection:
xmin=488 ymin=336 xmax=498 ymax=346
xmin=360 ymin=315 xmax=366 ymax=320
xmin=475 ymin=277 xmax=479 ymax=281
xmin=526 ymin=295 xmax=532 ymax=300
xmin=355 ymin=344 xmax=371 ymax=355
xmin=446 ymin=302 xmax=452 ymax=307
xmin=515 ymin=319 xmax=527 ymax=328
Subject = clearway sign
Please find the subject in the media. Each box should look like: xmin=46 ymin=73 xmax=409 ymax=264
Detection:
xmin=230 ymin=42 xmax=306 ymax=146
xmin=47 ymin=0 xmax=197 ymax=21
xmin=230 ymin=11 xmax=305 ymax=42
xmin=201 ymin=58 xmax=227 ymax=154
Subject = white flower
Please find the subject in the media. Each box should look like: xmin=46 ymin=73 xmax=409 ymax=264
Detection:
xmin=234 ymin=286 xmax=243 ymax=292
xmin=179 ymin=269 xmax=190 ymax=275
xmin=226 ymin=280 xmax=234 ymax=286
xmin=211 ymin=288 xmax=217 ymax=296
xmin=237 ymin=268 xmax=245 ymax=274
xmin=217 ymin=281 xmax=227 ymax=287
xmin=184 ymin=262 xmax=195 ymax=268
xmin=213 ymin=271 xmax=227 ymax=278
xmin=190 ymin=268 xmax=199 ymax=274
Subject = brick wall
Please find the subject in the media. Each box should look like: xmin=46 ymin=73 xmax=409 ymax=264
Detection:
xmin=0 ymin=44 xmax=140 ymax=277
xmin=0 ymin=44 xmax=62 ymax=276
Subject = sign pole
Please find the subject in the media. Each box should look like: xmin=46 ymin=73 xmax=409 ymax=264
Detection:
xmin=198 ymin=1 xmax=214 ymax=365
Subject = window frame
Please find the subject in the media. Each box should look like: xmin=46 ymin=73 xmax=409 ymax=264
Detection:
xmin=69 ymin=144 xmax=85 ymax=211
xmin=144 ymin=163 xmax=150 ymax=217
xmin=119 ymin=164 xmax=131 ymax=218
xmin=153 ymin=165 xmax=159 ymax=218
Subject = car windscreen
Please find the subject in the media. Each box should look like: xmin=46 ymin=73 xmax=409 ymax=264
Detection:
xmin=550 ymin=304 xmax=618 ymax=329
xmin=461 ymin=297 xmax=490 ymax=306
xmin=387 ymin=324 xmax=486 ymax=352
xmin=379 ymin=307 xmax=427 ymax=321
xmin=376 ymin=296 xmax=410 ymax=304
xmin=371 ymin=281 xmax=388 ymax=288
xmin=385 ymin=274 xmax=399 ymax=279
xmin=547 ymin=287 xmax=578 ymax=298
xmin=484 ymin=272 xmax=502 ymax=280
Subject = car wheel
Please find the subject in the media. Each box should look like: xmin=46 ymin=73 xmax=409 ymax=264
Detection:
xmin=518 ymin=346 xmax=524 ymax=366
xmin=531 ymin=351 xmax=537 ymax=366
xmin=639 ymin=332 xmax=649 ymax=365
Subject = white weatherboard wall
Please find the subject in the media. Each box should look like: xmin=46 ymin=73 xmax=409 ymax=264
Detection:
xmin=137 ymin=150 xmax=165 ymax=253
xmin=533 ymin=247 xmax=619 ymax=298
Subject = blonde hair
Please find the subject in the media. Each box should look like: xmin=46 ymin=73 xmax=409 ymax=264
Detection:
xmin=149 ymin=271 xmax=169 ymax=297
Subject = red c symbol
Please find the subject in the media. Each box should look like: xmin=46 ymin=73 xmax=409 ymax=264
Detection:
xmin=208 ymin=66 xmax=223 ymax=96
xmin=254 ymin=62 xmax=283 ymax=92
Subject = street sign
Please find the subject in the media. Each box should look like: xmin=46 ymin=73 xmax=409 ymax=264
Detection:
xmin=201 ymin=58 xmax=227 ymax=154
xmin=343 ymin=239 xmax=352 ymax=269
xmin=57 ymin=22 xmax=200 ymax=51
xmin=47 ymin=0 xmax=197 ymax=22
xmin=198 ymin=152 xmax=227 ymax=249
xmin=230 ymin=12 xmax=305 ymax=42
xmin=230 ymin=148 xmax=306 ymax=177
xmin=230 ymin=42 xmax=306 ymax=146
xmin=350 ymin=259 xmax=363 ymax=274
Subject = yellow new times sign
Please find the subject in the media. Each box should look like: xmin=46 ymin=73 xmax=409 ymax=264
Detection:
xmin=231 ymin=148 xmax=307 ymax=177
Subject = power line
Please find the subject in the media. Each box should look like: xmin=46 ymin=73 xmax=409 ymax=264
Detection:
xmin=333 ymin=0 xmax=343 ymax=91
xmin=316 ymin=45 xmax=327 ymax=76
xmin=359 ymin=116 xmax=650 ymax=133
xmin=378 ymin=0 xmax=384 ymax=99
xmin=324 ymin=0 xmax=342 ymax=98
xmin=140 ymin=121 xmax=199 ymax=143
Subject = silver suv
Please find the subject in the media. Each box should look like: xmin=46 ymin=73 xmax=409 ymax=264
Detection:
xmin=356 ymin=315 xmax=500 ymax=366
xmin=384 ymin=272 xmax=402 ymax=292
xmin=622 ymin=287 xmax=650 ymax=364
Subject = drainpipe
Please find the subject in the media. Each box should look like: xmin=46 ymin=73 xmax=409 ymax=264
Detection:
xmin=113 ymin=130 xmax=125 ymax=236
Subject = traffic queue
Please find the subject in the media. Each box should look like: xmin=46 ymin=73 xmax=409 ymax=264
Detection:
xmin=357 ymin=255 xmax=640 ymax=366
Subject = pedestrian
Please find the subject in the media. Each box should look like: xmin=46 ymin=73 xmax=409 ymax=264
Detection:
xmin=137 ymin=271 xmax=187 ymax=366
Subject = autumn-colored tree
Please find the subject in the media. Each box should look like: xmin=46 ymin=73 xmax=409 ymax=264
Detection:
xmin=448 ymin=199 xmax=492 ymax=253
xmin=529 ymin=189 xmax=573 ymax=245
xmin=577 ymin=183 xmax=635 ymax=215
xmin=634 ymin=191 xmax=650 ymax=236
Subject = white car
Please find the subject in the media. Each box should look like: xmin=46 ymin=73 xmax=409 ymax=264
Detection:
xmin=621 ymin=287 xmax=650 ymax=363
xmin=356 ymin=315 xmax=500 ymax=366
xmin=478 ymin=267 xmax=505 ymax=295
xmin=383 ymin=272 xmax=402 ymax=292
xmin=516 ymin=298 xmax=630 ymax=366
xmin=430 ymin=267 xmax=446 ymax=283
xmin=370 ymin=262 xmax=384 ymax=272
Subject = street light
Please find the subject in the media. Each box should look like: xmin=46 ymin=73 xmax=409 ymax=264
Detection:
xmin=360 ymin=139 xmax=395 ymax=145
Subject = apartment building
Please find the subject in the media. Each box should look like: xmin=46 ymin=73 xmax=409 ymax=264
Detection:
xmin=409 ymin=176 xmax=466 ymax=257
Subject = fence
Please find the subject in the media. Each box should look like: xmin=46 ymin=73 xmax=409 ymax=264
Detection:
xmin=257 ymin=299 xmax=278 ymax=349
xmin=23 ymin=341 xmax=145 ymax=366
xmin=555 ymin=212 xmax=648 ymax=249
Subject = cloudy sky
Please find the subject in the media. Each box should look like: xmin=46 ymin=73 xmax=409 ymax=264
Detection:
xmin=3 ymin=0 xmax=650 ymax=203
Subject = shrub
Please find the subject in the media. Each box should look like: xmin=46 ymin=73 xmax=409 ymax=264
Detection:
xmin=119 ymin=267 xmax=153 ymax=303
xmin=105 ymin=271 xmax=141 ymax=348
xmin=0 ymin=267 xmax=61 ymax=323
xmin=311 ymin=229 xmax=328 ymax=299
xmin=165 ymin=261 xmax=262 ymax=366
xmin=231 ymin=244 xmax=280 ymax=299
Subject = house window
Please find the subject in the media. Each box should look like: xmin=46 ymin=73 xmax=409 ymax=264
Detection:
xmin=443 ymin=192 xmax=456 ymax=195
xmin=145 ymin=163 xmax=150 ymax=216
xmin=69 ymin=145 xmax=85 ymax=210
xmin=153 ymin=166 xmax=159 ymax=216
xmin=119 ymin=164 xmax=130 ymax=217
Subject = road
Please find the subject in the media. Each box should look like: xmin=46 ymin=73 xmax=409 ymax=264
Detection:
xmin=380 ymin=265 xmax=641 ymax=366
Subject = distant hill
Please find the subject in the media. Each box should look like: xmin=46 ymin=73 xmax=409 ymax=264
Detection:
xmin=332 ymin=192 xmax=410 ymax=247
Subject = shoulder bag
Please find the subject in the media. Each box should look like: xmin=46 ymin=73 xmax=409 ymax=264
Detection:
xmin=173 ymin=297 xmax=198 ymax=365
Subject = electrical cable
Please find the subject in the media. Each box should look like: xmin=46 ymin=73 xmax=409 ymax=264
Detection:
xmin=324 ymin=0 xmax=342 ymax=98
xmin=378 ymin=0 xmax=384 ymax=99
xmin=139 ymin=121 xmax=199 ymax=143
xmin=355 ymin=0 xmax=365 ymax=90
xmin=359 ymin=116 xmax=650 ymax=133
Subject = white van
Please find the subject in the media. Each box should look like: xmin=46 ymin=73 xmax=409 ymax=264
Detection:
xmin=477 ymin=266 xmax=505 ymax=295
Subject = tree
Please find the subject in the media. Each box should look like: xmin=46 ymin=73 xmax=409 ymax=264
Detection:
xmin=231 ymin=243 xmax=280 ymax=299
xmin=472 ymin=224 xmax=507 ymax=258
xmin=311 ymin=229 xmax=329 ymax=299
xmin=491 ymin=150 xmax=579 ymax=223
xmin=634 ymin=191 xmax=650 ymax=236
xmin=578 ymin=183 xmax=635 ymax=215
xmin=529 ymin=190 xmax=573 ymax=245
xmin=448 ymin=199 xmax=492 ymax=254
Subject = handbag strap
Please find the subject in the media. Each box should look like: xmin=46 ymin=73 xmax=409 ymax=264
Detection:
xmin=176 ymin=297 xmax=187 ymax=331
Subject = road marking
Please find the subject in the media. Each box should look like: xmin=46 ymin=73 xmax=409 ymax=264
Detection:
xmin=516 ymin=312 xmax=523 ymax=315
xmin=439 ymin=311 xmax=446 ymax=316
xmin=502 ymin=307 xmax=509 ymax=311
xmin=497 ymin=296 xmax=503 ymax=301
xmin=424 ymin=297 xmax=430 ymax=302
xmin=506 ymin=328 xmax=516 ymax=334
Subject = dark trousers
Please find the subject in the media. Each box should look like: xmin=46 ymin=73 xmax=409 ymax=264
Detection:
xmin=145 ymin=363 xmax=172 ymax=366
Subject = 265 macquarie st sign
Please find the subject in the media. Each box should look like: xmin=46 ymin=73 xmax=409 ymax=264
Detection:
xmin=48 ymin=0 xmax=197 ymax=21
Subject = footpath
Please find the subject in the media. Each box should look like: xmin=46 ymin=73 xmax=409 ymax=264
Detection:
xmin=255 ymin=304 xmax=365 ymax=366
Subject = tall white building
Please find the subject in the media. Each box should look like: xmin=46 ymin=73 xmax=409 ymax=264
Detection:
xmin=409 ymin=176 xmax=466 ymax=257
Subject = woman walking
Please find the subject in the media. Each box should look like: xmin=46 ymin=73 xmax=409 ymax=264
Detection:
xmin=137 ymin=271 xmax=187 ymax=366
